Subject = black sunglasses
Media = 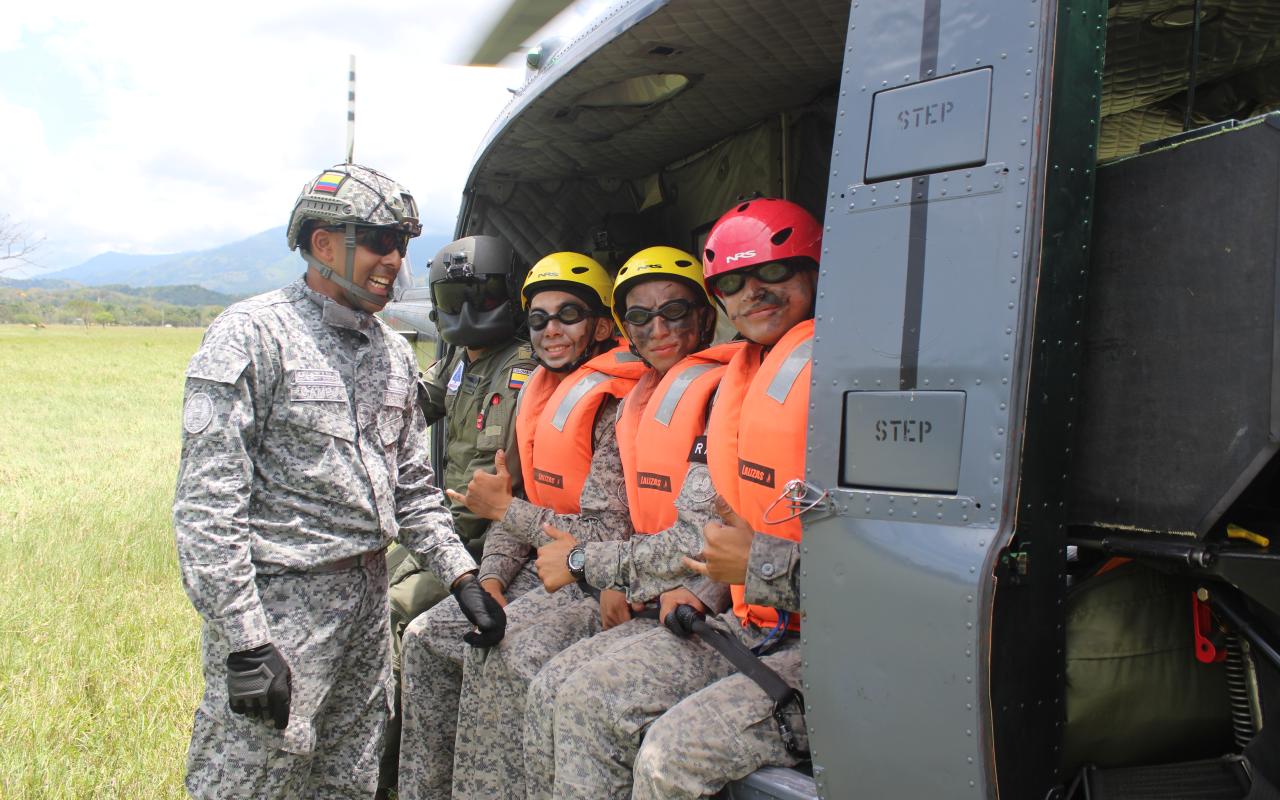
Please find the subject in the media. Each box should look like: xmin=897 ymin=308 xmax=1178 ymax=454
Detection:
xmin=528 ymin=303 xmax=593 ymax=331
xmin=431 ymin=275 xmax=510 ymax=315
xmin=326 ymin=225 xmax=411 ymax=257
xmin=708 ymin=261 xmax=798 ymax=297
xmin=622 ymin=298 xmax=698 ymax=327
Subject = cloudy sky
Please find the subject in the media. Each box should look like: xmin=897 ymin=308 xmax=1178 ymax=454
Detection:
xmin=0 ymin=0 xmax=608 ymax=274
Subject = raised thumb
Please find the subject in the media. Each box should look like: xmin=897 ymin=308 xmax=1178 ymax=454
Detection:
xmin=715 ymin=495 xmax=746 ymax=527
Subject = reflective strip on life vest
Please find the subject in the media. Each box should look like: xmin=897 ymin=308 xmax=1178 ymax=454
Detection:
xmin=766 ymin=339 xmax=813 ymax=404
xmin=654 ymin=362 xmax=718 ymax=426
xmin=552 ymin=372 xmax=610 ymax=431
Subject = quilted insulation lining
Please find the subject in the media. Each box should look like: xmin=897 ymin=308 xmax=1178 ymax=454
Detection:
xmin=1101 ymin=0 xmax=1280 ymax=159
xmin=467 ymin=0 xmax=1280 ymax=234
xmin=471 ymin=0 xmax=848 ymax=183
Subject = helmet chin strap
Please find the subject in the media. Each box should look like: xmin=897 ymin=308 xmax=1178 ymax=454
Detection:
xmin=302 ymin=223 xmax=386 ymax=309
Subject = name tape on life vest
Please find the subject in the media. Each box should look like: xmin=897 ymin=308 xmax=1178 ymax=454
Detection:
xmin=533 ymin=468 xmax=564 ymax=489
xmin=739 ymin=458 xmax=776 ymax=488
xmin=688 ymin=435 xmax=708 ymax=464
xmin=637 ymin=471 xmax=673 ymax=492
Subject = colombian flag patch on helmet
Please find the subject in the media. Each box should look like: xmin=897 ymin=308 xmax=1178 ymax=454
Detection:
xmin=508 ymin=367 xmax=531 ymax=390
xmin=313 ymin=172 xmax=346 ymax=193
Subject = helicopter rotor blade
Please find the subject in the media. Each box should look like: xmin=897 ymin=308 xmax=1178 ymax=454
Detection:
xmin=467 ymin=0 xmax=577 ymax=65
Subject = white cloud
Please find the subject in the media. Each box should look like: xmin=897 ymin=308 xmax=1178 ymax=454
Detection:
xmin=0 ymin=0 xmax=614 ymax=271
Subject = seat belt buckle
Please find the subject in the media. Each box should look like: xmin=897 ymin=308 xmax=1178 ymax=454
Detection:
xmin=772 ymin=691 xmax=807 ymax=755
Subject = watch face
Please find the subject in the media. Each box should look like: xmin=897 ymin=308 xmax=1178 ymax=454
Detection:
xmin=568 ymin=547 xmax=586 ymax=571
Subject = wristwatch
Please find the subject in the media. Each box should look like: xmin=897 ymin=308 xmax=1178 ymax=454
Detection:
xmin=567 ymin=545 xmax=586 ymax=580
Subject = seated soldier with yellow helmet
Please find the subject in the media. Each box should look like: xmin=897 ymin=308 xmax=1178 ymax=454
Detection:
xmin=396 ymin=251 xmax=637 ymax=800
xmin=444 ymin=245 xmax=738 ymax=800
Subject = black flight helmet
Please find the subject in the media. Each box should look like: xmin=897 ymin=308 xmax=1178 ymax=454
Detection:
xmin=429 ymin=235 xmax=526 ymax=347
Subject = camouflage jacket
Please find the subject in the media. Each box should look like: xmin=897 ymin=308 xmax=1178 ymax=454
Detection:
xmin=488 ymin=397 xmax=728 ymax=612
xmin=172 ymin=276 xmax=476 ymax=652
xmin=422 ymin=340 xmax=535 ymax=550
xmin=583 ymin=461 xmax=801 ymax=612
xmin=583 ymin=460 xmax=732 ymax=612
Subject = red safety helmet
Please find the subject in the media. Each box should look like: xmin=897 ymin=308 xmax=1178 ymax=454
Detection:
xmin=702 ymin=197 xmax=823 ymax=281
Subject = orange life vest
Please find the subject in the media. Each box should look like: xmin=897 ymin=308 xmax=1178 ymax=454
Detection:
xmin=515 ymin=345 xmax=646 ymax=514
xmin=616 ymin=342 xmax=745 ymax=534
xmin=707 ymin=320 xmax=814 ymax=631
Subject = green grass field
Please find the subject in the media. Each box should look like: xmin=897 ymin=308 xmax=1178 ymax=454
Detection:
xmin=0 ymin=325 xmax=204 ymax=799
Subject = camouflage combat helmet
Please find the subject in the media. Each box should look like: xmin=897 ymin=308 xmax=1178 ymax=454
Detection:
xmin=287 ymin=163 xmax=422 ymax=308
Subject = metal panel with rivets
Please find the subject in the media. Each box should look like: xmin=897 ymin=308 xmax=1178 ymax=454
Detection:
xmin=801 ymin=1 xmax=1105 ymax=797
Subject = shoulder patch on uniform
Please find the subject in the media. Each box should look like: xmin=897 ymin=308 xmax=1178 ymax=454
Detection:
xmin=508 ymin=367 xmax=531 ymax=391
xmin=183 ymin=392 xmax=214 ymax=434
xmin=185 ymin=344 xmax=250 ymax=385
xmin=446 ymin=360 xmax=464 ymax=395
xmin=688 ymin=435 xmax=708 ymax=464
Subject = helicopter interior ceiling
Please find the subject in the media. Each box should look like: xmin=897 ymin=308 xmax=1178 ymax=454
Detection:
xmin=463 ymin=0 xmax=1280 ymax=257
xmin=1100 ymin=0 xmax=1280 ymax=159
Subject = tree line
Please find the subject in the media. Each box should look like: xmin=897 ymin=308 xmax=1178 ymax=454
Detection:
xmin=0 ymin=283 xmax=228 ymax=327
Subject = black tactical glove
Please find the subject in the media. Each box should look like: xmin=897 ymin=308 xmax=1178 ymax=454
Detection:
xmin=226 ymin=642 xmax=292 ymax=730
xmin=452 ymin=573 xmax=507 ymax=647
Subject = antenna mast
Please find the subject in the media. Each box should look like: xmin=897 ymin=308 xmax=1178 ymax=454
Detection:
xmin=346 ymin=55 xmax=356 ymax=164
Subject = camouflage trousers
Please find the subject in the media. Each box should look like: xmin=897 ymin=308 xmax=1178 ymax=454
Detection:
xmin=522 ymin=616 xmax=661 ymax=800
xmin=537 ymin=611 xmax=806 ymax=800
xmin=450 ymin=583 xmax=602 ymax=800
xmin=186 ymin=556 xmax=392 ymax=800
xmin=396 ymin=559 xmax=540 ymax=800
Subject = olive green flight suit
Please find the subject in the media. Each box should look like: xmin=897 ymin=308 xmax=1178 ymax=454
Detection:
xmin=380 ymin=338 xmax=535 ymax=791
xmin=389 ymin=339 xmax=534 ymax=646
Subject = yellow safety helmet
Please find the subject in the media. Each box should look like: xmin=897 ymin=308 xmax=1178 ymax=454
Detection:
xmin=611 ymin=246 xmax=712 ymax=332
xmin=521 ymin=252 xmax=613 ymax=313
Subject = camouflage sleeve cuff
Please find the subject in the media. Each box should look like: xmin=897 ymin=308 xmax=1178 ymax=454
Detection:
xmin=743 ymin=533 xmax=802 ymax=613
xmin=683 ymin=575 xmax=732 ymax=614
xmin=411 ymin=541 xmax=477 ymax=591
xmin=498 ymin=497 xmax=551 ymax=547
xmin=583 ymin=540 xmax=629 ymax=592
xmin=217 ymin=607 xmax=272 ymax=653
xmin=478 ymin=553 xmax=527 ymax=589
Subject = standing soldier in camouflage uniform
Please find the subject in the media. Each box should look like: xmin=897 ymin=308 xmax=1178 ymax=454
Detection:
xmin=380 ymin=235 xmax=537 ymax=794
xmin=531 ymin=199 xmax=821 ymax=800
xmin=397 ymin=251 xmax=637 ymax=800
xmin=173 ymin=163 xmax=506 ymax=800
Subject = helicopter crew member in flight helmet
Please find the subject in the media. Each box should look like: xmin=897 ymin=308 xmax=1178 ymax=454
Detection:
xmin=174 ymin=163 xmax=502 ymax=800
xmin=384 ymin=234 xmax=539 ymax=794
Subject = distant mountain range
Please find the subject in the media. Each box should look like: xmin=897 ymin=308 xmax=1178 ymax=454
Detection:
xmin=40 ymin=227 xmax=451 ymax=299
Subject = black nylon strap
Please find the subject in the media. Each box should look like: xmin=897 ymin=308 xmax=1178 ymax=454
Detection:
xmin=666 ymin=604 xmax=807 ymax=755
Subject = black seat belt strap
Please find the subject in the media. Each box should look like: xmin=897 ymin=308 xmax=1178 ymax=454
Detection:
xmin=665 ymin=604 xmax=808 ymax=756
